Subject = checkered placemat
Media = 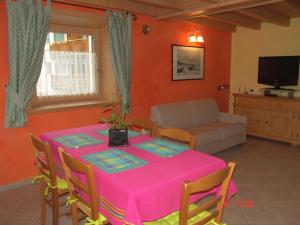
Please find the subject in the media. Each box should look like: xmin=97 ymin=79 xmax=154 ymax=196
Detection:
xmin=95 ymin=129 xmax=141 ymax=137
xmin=134 ymin=139 xmax=189 ymax=157
xmin=81 ymin=149 xmax=147 ymax=174
xmin=54 ymin=133 xmax=102 ymax=149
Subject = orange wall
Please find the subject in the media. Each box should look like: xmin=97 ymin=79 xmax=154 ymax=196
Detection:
xmin=0 ymin=2 xmax=231 ymax=185
xmin=131 ymin=15 xmax=231 ymax=117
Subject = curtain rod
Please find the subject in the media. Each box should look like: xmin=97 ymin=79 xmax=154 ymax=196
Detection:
xmin=51 ymin=0 xmax=138 ymax=21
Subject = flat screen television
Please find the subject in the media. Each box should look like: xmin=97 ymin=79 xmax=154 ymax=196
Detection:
xmin=258 ymin=56 xmax=300 ymax=89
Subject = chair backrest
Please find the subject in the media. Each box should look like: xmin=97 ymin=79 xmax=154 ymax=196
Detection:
xmin=58 ymin=147 xmax=99 ymax=220
xmin=130 ymin=118 xmax=158 ymax=137
xmin=157 ymin=128 xmax=197 ymax=149
xmin=29 ymin=134 xmax=57 ymax=187
xmin=179 ymin=162 xmax=236 ymax=225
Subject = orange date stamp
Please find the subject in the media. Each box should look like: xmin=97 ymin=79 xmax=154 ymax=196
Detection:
xmin=224 ymin=198 xmax=253 ymax=208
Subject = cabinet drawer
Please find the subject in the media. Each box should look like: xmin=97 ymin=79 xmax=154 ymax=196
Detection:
xmin=265 ymin=99 xmax=294 ymax=112
xmin=235 ymin=97 xmax=263 ymax=108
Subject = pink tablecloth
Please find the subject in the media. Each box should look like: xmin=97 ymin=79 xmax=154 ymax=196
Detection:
xmin=40 ymin=124 xmax=237 ymax=225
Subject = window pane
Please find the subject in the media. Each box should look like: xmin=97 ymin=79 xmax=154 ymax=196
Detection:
xmin=54 ymin=33 xmax=65 ymax=43
xmin=37 ymin=32 xmax=97 ymax=97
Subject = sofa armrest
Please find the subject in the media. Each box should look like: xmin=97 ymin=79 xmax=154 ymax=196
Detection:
xmin=219 ymin=112 xmax=247 ymax=123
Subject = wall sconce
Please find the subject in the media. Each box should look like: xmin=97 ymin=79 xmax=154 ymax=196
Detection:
xmin=188 ymin=31 xmax=204 ymax=43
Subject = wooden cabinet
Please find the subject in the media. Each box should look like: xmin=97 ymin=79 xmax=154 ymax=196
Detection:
xmin=291 ymin=113 xmax=300 ymax=141
xmin=235 ymin=107 xmax=264 ymax=135
xmin=264 ymin=112 xmax=293 ymax=140
xmin=233 ymin=94 xmax=300 ymax=144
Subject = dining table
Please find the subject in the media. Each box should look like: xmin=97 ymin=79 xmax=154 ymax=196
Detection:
xmin=40 ymin=123 xmax=237 ymax=225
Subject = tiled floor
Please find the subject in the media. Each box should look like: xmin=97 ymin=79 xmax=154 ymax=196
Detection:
xmin=1 ymin=136 xmax=299 ymax=225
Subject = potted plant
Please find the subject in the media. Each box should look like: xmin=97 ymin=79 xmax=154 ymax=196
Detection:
xmin=100 ymin=104 xmax=129 ymax=147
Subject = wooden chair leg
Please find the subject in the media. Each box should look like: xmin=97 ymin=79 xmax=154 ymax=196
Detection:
xmin=71 ymin=204 xmax=80 ymax=225
xmin=52 ymin=190 xmax=59 ymax=225
xmin=40 ymin=182 xmax=46 ymax=225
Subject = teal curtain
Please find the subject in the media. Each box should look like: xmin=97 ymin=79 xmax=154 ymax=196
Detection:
xmin=107 ymin=11 xmax=132 ymax=113
xmin=4 ymin=0 xmax=51 ymax=128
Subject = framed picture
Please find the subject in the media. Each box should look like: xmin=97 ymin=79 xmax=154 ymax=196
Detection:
xmin=172 ymin=45 xmax=205 ymax=81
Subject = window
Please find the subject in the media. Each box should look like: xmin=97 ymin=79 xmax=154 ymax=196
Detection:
xmin=37 ymin=31 xmax=97 ymax=97
xmin=30 ymin=10 xmax=117 ymax=112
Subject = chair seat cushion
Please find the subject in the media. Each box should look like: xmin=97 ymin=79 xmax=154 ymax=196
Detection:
xmin=144 ymin=204 xmax=226 ymax=225
xmin=43 ymin=174 xmax=68 ymax=191
xmin=55 ymin=176 xmax=68 ymax=190
xmin=85 ymin=214 xmax=107 ymax=225
xmin=80 ymin=199 xmax=107 ymax=224
xmin=67 ymin=196 xmax=107 ymax=224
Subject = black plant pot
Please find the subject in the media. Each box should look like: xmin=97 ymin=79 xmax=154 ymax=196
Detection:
xmin=108 ymin=128 xmax=129 ymax=147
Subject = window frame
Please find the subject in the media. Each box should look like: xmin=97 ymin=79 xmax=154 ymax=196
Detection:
xmin=30 ymin=24 xmax=102 ymax=108
xmin=28 ymin=8 xmax=118 ymax=113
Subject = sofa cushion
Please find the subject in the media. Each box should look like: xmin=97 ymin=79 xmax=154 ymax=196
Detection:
xmin=190 ymin=99 xmax=220 ymax=126
xmin=198 ymin=122 xmax=246 ymax=139
xmin=186 ymin=127 xmax=221 ymax=146
xmin=151 ymin=102 xmax=196 ymax=129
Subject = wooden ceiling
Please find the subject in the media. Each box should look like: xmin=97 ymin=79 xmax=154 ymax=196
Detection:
xmin=53 ymin=0 xmax=300 ymax=32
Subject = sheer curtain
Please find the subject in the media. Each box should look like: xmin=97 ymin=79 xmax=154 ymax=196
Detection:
xmin=37 ymin=50 xmax=98 ymax=97
xmin=4 ymin=0 xmax=50 ymax=128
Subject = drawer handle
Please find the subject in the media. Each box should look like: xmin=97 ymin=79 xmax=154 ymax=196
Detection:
xmin=265 ymin=121 xmax=269 ymax=125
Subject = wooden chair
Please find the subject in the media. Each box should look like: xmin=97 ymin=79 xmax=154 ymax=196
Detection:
xmin=29 ymin=134 xmax=69 ymax=225
xmin=130 ymin=118 xmax=158 ymax=137
xmin=145 ymin=162 xmax=236 ymax=225
xmin=58 ymin=147 xmax=108 ymax=225
xmin=157 ymin=128 xmax=197 ymax=149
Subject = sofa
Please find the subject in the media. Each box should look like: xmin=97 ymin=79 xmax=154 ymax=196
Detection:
xmin=151 ymin=98 xmax=247 ymax=154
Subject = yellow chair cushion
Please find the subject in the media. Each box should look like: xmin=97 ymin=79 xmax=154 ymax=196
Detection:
xmin=144 ymin=204 xmax=226 ymax=225
xmin=81 ymin=200 xmax=107 ymax=225
xmin=66 ymin=196 xmax=107 ymax=225
xmin=33 ymin=174 xmax=68 ymax=194
xmin=42 ymin=174 xmax=68 ymax=191
xmin=84 ymin=214 xmax=107 ymax=225
xmin=55 ymin=176 xmax=68 ymax=190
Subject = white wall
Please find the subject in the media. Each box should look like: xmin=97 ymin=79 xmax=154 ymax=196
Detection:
xmin=230 ymin=18 xmax=300 ymax=112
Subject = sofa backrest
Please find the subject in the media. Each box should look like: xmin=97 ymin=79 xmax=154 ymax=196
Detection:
xmin=151 ymin=101 xmax=195 ymax=129
xmin=190 ymin=99 xmax=220 ymax=126
xmin=151 ymin=98 xmax=220 ymax=128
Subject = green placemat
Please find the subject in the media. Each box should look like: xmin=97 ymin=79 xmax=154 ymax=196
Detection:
xmin=95 ymin=129 xmax=141 ymax=137
xmin=81 ymin=149 xmax=147 ymax=174
xmin=134 ymin=139 xmax=189 ymax=157
xmin=54 ymin=133 xmax=102 ymax=149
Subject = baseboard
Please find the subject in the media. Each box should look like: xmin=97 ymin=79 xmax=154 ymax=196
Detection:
xmin=0 ymin=177 xmax=34 ymax=192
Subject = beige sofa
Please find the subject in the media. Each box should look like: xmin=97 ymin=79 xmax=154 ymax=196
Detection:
xmin=151 ymin=98 xmax=247 ymax=154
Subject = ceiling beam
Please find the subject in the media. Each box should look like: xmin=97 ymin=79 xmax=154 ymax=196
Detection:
xmin=184 ymin=0 xmax=215 ymax=9
xmin=205 ymin=12 xmax=261 ymax=29
xmin=129 ymin=0 xmax=184 ymax=10
xmin=238 ymin=7 xmax=290 ymax=26
xmin=155 ymin=0 xmax=285 ymax=21
xmin=53 ymin=0 xmax=176 ymax=17
xmin=269 ymin=1 xmax=300 ymax=17
xmin=198 ymin=0 xmax=219 ymax=3
xmin=287 ymin=0 xmax=300 ymax=10
xmin=188 ymin=17 xmax=237 ymax=32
